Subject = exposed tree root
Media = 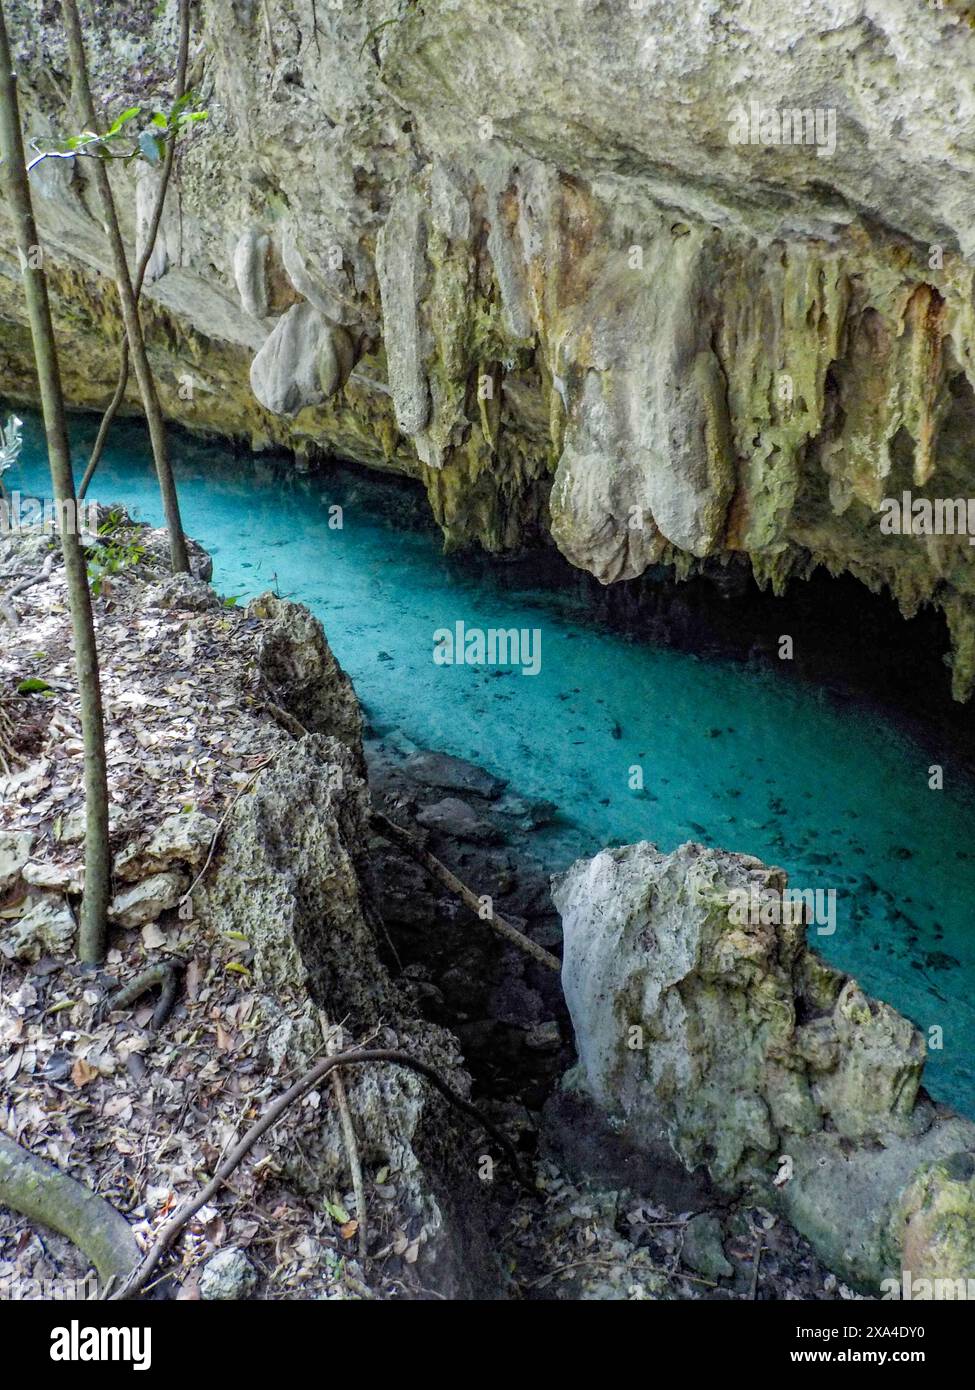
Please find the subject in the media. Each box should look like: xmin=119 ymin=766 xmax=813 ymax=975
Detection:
xmin=111 ymin=1047 xmax=536 ymax=1300
xmin=104 ymin=960 xmax=182 ymax=1030
xmin=0 ymin=1132 xmax=140 ymax=1290
xmin=319 ymin=1012 xmax=368 ymax=1260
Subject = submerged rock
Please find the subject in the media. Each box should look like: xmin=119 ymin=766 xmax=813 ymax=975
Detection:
xmin=416 ymin=797 xmax=502 ymax=845
xmin=553 ymin=839 xmax=975 ymax=1291
xmin=404 ymin=750 xmax=507 ymax=801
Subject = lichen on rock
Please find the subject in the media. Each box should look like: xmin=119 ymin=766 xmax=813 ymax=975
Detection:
xmin=554 ymin=839 xmax=975 ymax=1290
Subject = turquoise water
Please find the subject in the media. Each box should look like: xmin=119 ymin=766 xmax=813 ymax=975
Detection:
xmin=7 ymin=412 xmax=975 ymax=1117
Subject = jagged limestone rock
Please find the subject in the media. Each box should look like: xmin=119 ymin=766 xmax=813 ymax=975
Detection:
xmin=143 ymin=573 xmax=221 ymax=612
xmin=249 ymin=302 xmax=335 ymax=417
xmin=807 ymin=979 xmax=924 ymax=1141
xmin=21 ymin=860 xmax=83 ymax=893
xmin=134 ymin=168 xmax=171 ymax=285
xmin=114 ymin=811 xmax=218 ymax=882
xmin=375 ymin=187 xmax=431 ymax=440
xmin=108 ymin=871 xmax=189 ymax=929
xmin=198 ymin=734 xmax=495 ymax=1295
xmin=249 ymin=591 xmax=364 ymax=768
xmin=3 ymin=893 xmax=75 ymax=961
xmin=0 ymin=830 xmax=32 ymax=893
xmin=3 ymin=3 xmax=975 ymax=690
xmin=233 ymin=228 xmax=271 ymax=320
xmin=554 ymin=840 xmax=975 ymax=1290
xmin=892 ymin=1153 xmax=975 ymax=1290
xmin=552 ymin=227 xmax=734 ymax=569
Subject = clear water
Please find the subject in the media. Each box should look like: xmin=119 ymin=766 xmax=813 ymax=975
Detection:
xmin=7 ymin=412 xmax=975 ymax=1117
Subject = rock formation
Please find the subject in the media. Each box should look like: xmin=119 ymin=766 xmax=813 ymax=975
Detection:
xmin=0 ymin=518 xmax=499 ymax=1296
xmin=554 ymin=839 xmax=975 ymax=1291
xmin=1 ymin=2 xmax=975 ymax=690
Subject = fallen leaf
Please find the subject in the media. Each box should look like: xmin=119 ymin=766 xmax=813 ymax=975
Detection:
xmin=142 ymin=922 xmax=166 ymax=949
xmin=71 ymin=1057 xmax=98 ymax=1087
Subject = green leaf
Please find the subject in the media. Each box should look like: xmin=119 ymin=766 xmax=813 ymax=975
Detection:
xmin=105 ymin=106 xmax=141 ymax=136
xmin=324 ymin=1200 xmax=350 ymax=1224
xmin=17 ymin=677 xmax=52 ymax=694
xmin=151 ymin=112 xmax=167 ymax=129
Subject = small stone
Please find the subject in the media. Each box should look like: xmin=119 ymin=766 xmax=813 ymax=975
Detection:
xmin=108 ymin=871 xmax=188 ymax=928
xmin=682 ymin=1213 xmax=734 ymax=1281
xmin=502 ymin=796 xmax=558 ymax=829
xmin=22 ymin=860 xmax=83 ymax=893
xmin=0 ymin=830 xmax=33 ymax=892
xmin=525 ymin=1020 xmax=561 ymax=1051
xmin=59 ymin=810 xmax=87 ymax=845
xmin=198 ymin=1247 xmax=258 ymax=1300
xmin=4 ymin=894 xmax=75 ymax=961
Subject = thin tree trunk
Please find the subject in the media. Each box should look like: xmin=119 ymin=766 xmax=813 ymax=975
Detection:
xmin=77 ymin=0 xmax=190 ymax=501
xmin=61 ymin=0 xmax=190 ymax=573
xmin=0 ymin=0 xmax=111 ymax=962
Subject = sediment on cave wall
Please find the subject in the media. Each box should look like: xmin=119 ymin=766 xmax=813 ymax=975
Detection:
xmin=1 ymin=0 xmax=975 ymax=696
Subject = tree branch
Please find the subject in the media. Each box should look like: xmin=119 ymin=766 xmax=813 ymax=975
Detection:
xmin=370 ymin=811 xmax=561 ymax=972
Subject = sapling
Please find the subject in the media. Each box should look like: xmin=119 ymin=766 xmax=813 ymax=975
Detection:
xmin=26 ymin=0 xmax=206 ymax=571
xmin=0 ymin=0 xmax=111 ymax=961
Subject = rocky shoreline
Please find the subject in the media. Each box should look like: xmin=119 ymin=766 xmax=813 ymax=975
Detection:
xmin=1 ymin=515 xmax=973 ymax=1300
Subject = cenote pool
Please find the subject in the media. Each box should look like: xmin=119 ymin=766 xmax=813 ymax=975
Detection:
xmin=7 ymin=412 xmax=975 ymax=1117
